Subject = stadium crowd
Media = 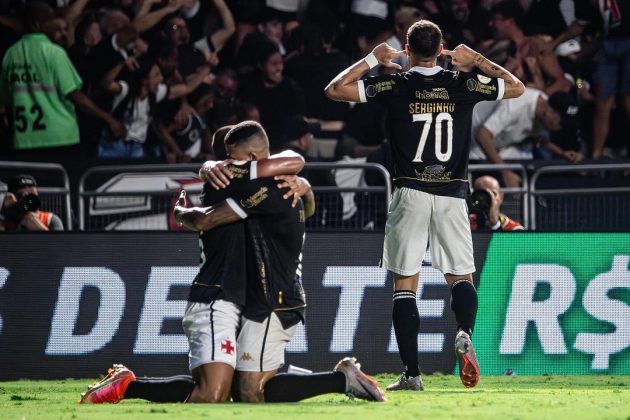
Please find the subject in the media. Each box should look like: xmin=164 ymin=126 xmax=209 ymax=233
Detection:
xmin=0 ymin=0 xmax=628 ymax=230
xmin=2 ymin=0 xmax=628 ymax=161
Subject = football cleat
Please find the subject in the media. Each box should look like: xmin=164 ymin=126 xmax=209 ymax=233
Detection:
xmin=455 ymin=330 xmax=480 ymax=388
xmin=79 ymin=364 xmax=136 ymax=404
xmin=386 ymin=372 xmax=424 ymax=391
xmin=334 ymin=357 xmax=386 ymax=402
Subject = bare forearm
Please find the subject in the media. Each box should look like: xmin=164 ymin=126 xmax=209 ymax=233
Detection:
xmin=68 ymin=90 xmax=113 ymax=124
xmin=539 ymin=138 xmax=564 ymax=156
xmin=65 ymin=0 xmax=90 ymax=26
xmin=553 ymin=21 xmax=585 ymax=47
xmin=211 ymin=0 xmax=235 ymax=49
xmin=0 ymin=15 xmax=23 ymax=33
xmin=174 ymin=202 xmax=240 ymax=231
xmin=303 ymin=189 xmax=315 ymax=219
xmin=133 ymin=4 xmax=177 ymax=33
xmin=324 ymin=60 xmax=370 ymax=102
xmin=260 ymin=153 xmax=305 ymax=177
xmin=476 ymin=128 xmax=504 ymax=164
xmin=473 ymin=53 xmax=524 ymax=98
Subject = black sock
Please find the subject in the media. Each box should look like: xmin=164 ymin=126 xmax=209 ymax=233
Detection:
xmin=450 ymin=280 xmax=478 ymax=335
xmin=263 ymin=372 xmax=346 ymax=402
xmin=124 ymin=375 xmax=195 ymax=402
xmin=393 ymin=290 xmax=420 ymax=378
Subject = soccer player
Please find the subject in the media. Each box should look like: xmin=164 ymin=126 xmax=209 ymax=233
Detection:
xmin=80 ymin=122 xmax=384 ymax=403
xmin=325 ymin=20 xmax=524 ymax=390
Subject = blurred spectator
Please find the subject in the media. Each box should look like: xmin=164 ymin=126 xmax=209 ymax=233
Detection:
xmin=0 ymin=1 xmax=125 ymax=159
xmin=236 ymin=8 xmax=288 ymax=73
xmin=284 ymin=24 xmax=351 ymax=125
xmin=543 ymin=0 xmax=630 ymax=159
xmin=98 ymin=56 xmax=168 ymax=158
xmin=284 ymin=114 xmax=341 ymax=228
xmin=471 ymin=87 xmax=582 ymax=187
xmin=214 ymin=67 xmax=239 ymax=106
xmin=490 ymin=0 xmax=572 ymax=95
xmin=440 ymin=0 xmax=493 ymax=48
xmin=239 ymin=41 xmax=306 ymax=151
xmin=0 ymin=174 xmax=63 ymax=231
xmin=383 ymin=5 xmax=423 ymax=69
xmin=156 ymin=83 xmax=215 ymax=163
xmin=468 ymin=175 xmax=524 ymax=231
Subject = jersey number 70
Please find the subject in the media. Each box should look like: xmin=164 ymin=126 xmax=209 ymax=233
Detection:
xmin=412 ymin=112 xmax=453 ymax=162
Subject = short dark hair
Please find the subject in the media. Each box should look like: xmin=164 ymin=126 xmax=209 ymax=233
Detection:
xmin=8 ymin=174 xmax=37 ymax=194
xmin=407 ymin=20 xmax=442 ymax=59
xmin=211 ymin=125 xmax=234 ymax=159
xmin=224 ymin=120 xmax=268 ymax=146
xmin=24 ymin=1 xmax=54 ymax=33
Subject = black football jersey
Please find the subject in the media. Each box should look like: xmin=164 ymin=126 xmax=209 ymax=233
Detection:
xmin=226 ymin=177 xmax=307 ymax=327
xmin=187 ymin=160 xmax=260 ymax=306
xmin=359 ymin=66 xmax=504 ymax=198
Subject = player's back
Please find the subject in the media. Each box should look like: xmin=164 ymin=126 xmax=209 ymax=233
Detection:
xmin=188 ymin=161 xmax=257 ymax=306
xmin=359 ymin=66 xmax=504 ymax=198
xmin=227 ymin=177 xmax=307 ymax=325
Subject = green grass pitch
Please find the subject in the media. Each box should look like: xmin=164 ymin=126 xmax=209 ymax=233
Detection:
xmin=1 ymin=374 xmax=629 ymax=420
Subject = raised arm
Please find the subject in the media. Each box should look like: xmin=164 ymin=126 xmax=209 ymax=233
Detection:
xmin=133 ymin=0 xmax=183 ymax=34
xmin=475 ymin=127 xmax=521 ymax=188
xmin=442 ymin=44 xmax=525 ymax=99
xmin=325 ymin=43 xmax=404 ymax=103
xmin=200 ymin=151 xmax=305 ymax=189
xmin=209 ymin=0 xmax=235 ymax=53
xmin=258 ymin=150 xmax=305 ymax=177
xmin=173 ymin=190 xmax=241 ymax=231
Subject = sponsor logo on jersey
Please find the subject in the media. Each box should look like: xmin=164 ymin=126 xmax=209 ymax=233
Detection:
xmin=241 ymin=187 xmax=268 ymax=208
xmin=467 ymin=78 xmax=496 ymax=95
xmin=415 ymin=165 xmax=453 ymax=181
xmin=240 ymin=352 xmax=254 ymax=361
xmin=366 ymin=80 xmax=396 ymax=97
xmin=415 ymin=88 xmax=450 ymax=100
xmin=227 ymin=165 xmax=250 ymax=179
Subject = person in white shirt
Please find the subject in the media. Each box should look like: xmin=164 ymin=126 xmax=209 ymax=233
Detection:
xmin=471 ymin=87 xmax=582 ymax=187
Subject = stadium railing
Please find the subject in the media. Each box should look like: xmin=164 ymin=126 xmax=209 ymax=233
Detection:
xmin=77 ymin=162 xmax=392 ymax=231
xmin=530 ymin=163 xmax=630 ymax=231
xmin=469 ymin=163 xmax=529 ymax=229
xmin=0 ymin=160 xmax=72 ymax=230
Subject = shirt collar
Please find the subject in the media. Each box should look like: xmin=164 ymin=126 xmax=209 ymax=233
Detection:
xmin=23 ymin=33 xmax=50 ymax=41
xmin=409 ymin=66 xmax=443 ymax=76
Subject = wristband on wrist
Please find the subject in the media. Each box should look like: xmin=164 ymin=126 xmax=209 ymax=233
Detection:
xmin=364 ymin=52 xmax=379 ymax=69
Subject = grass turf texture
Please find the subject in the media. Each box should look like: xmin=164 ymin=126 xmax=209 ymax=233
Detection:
xmin=1 ymin=374 xmax=629 ymax=420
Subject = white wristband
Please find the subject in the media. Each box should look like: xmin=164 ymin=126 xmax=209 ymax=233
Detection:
xmin=364 ymin=52 xmax=379 ymax=69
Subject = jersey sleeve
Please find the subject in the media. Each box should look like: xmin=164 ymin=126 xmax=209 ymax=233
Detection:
xmin=357 ymin=74 xmax=399 ymax=104
xmin=458 ymin=70 xmax=504 ymax=103
xmin=200 ymin=161 xmax=254 ymax=205
xmin=225 ymin=178 xmax=286 ymax=219
xmin=52 ymin=47 xmax=83 ymax=96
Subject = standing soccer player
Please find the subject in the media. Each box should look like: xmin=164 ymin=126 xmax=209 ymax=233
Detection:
xmin=325 ymin=20 xmax=524 ymax=389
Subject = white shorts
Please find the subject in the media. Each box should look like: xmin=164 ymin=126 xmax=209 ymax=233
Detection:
xmin=235 ymin=313 xmax=297 ymax=372
xmin=382 ymin=187 xmax=475 ymax=276
xmin=182 ymin=300 xmax=241 ymax=371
